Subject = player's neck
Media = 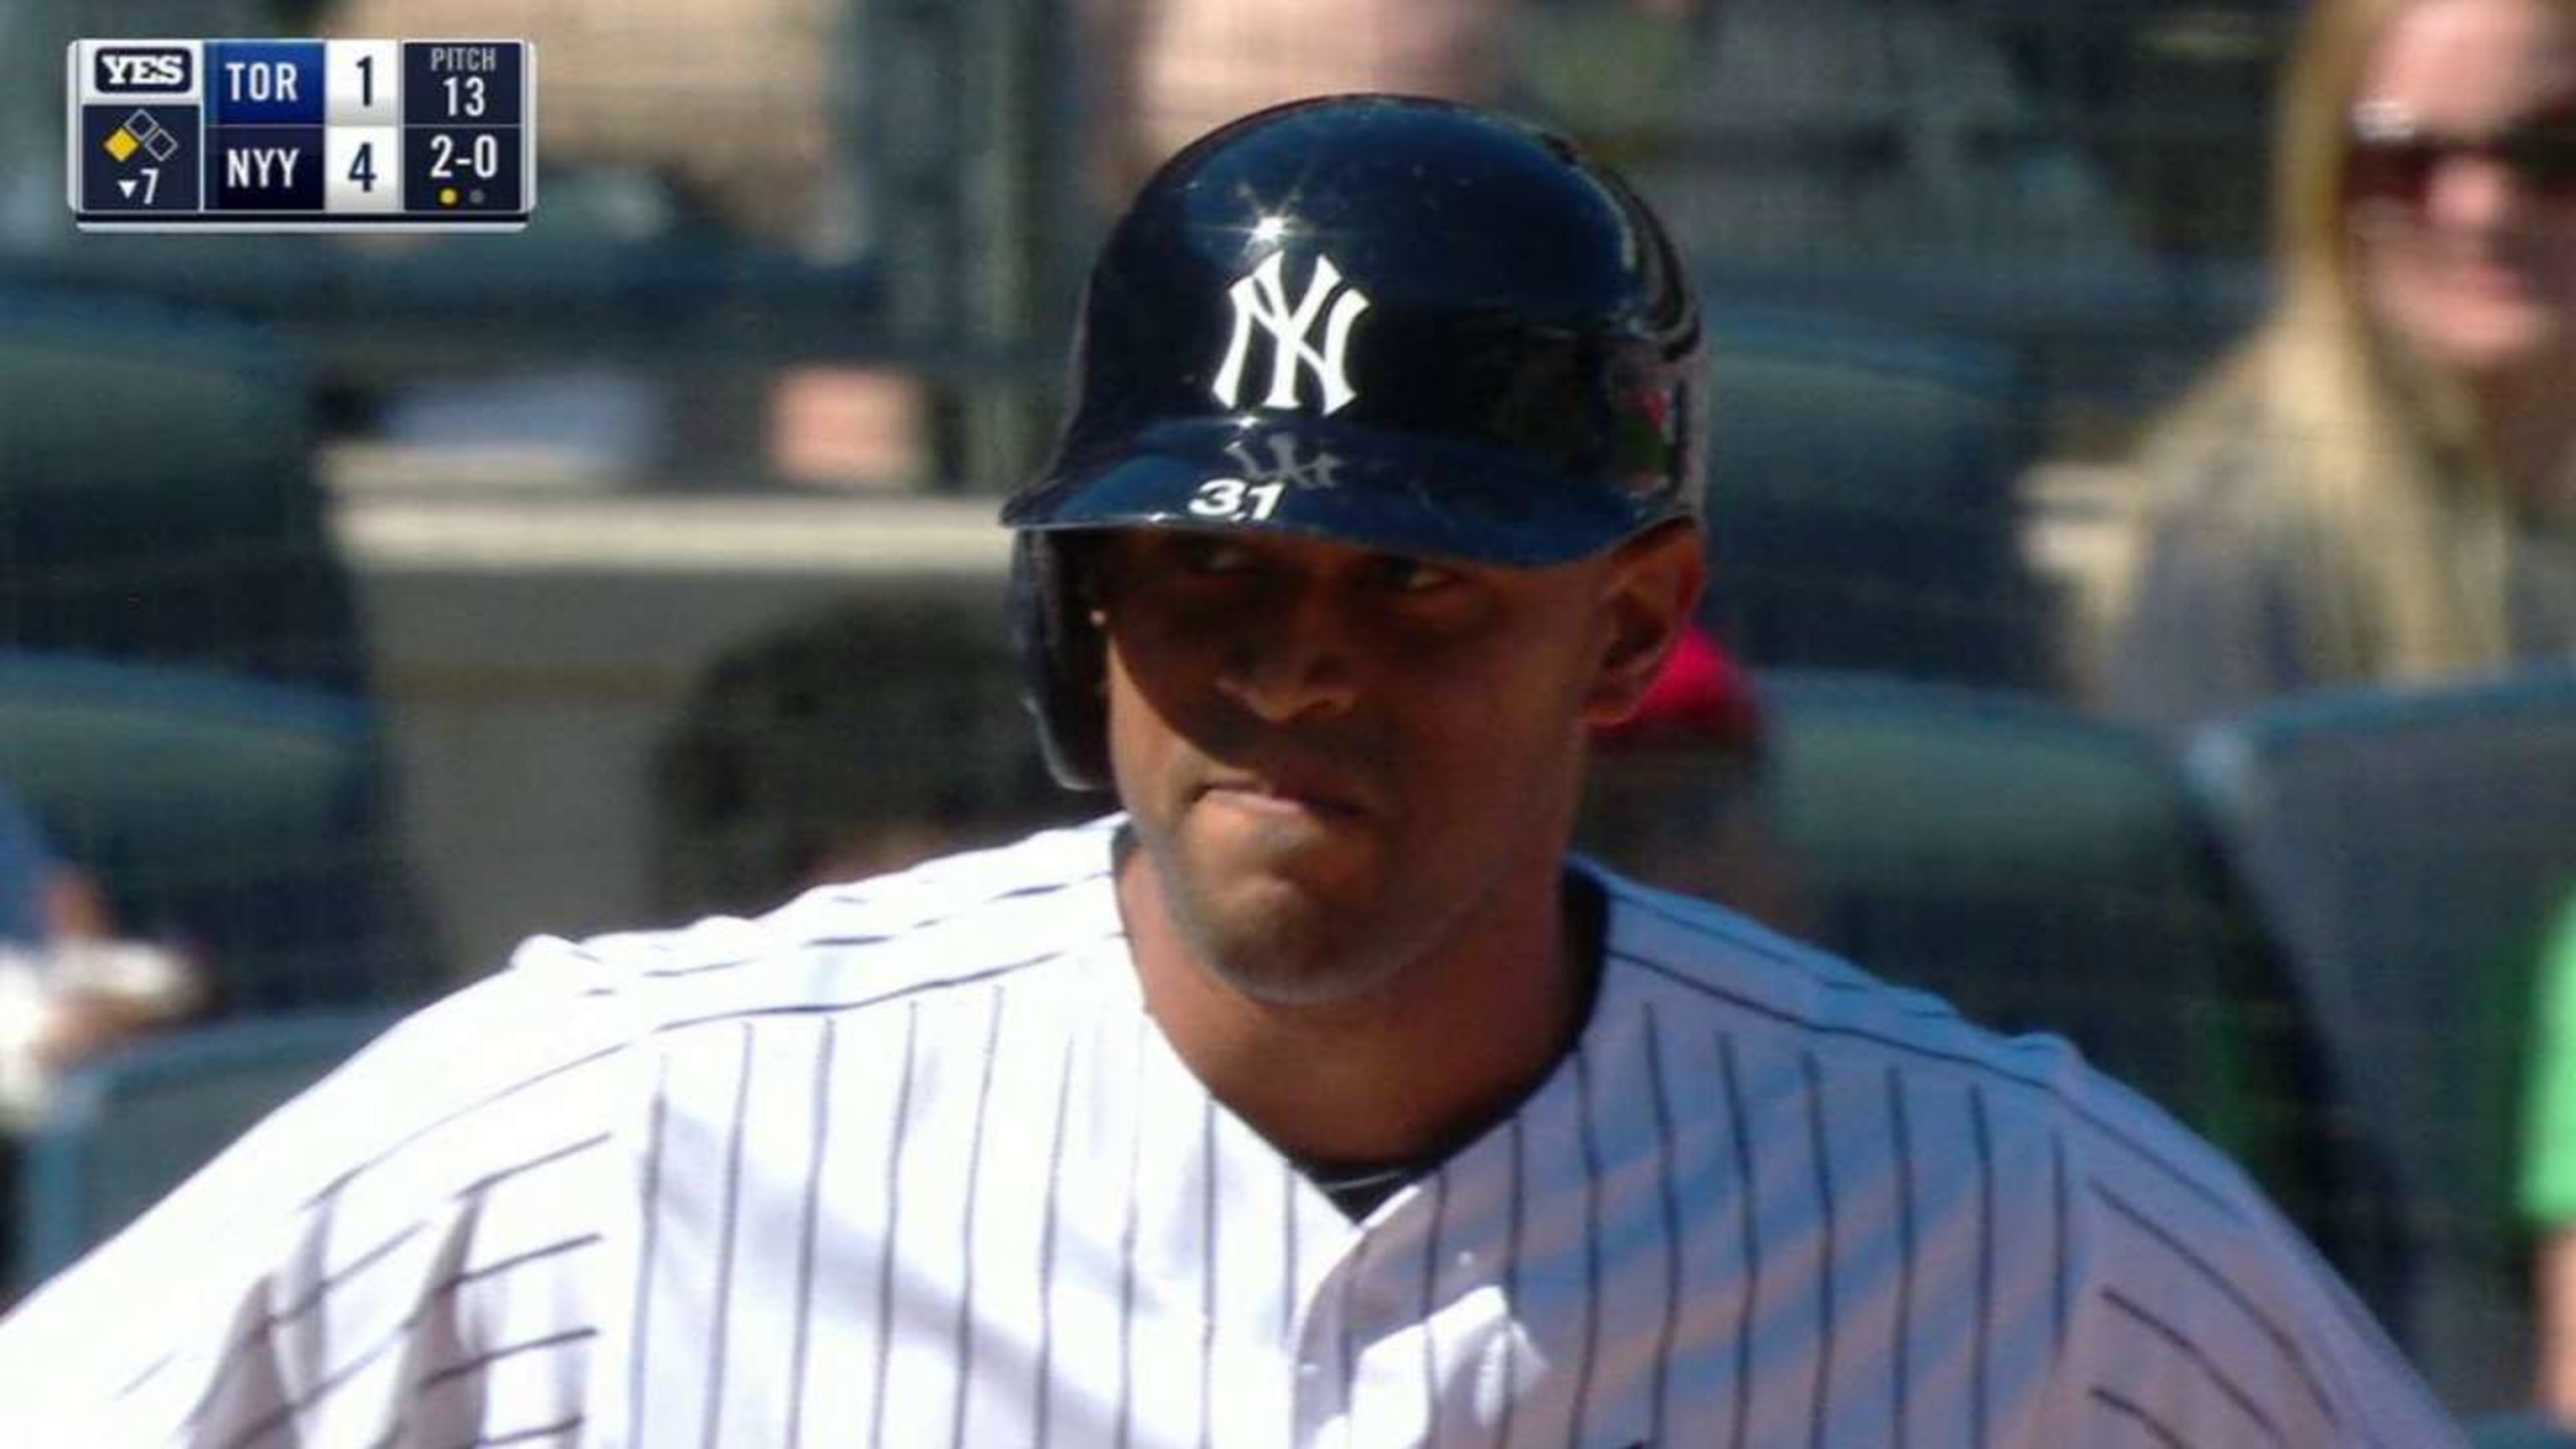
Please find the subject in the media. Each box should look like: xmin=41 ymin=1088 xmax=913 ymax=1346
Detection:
xmin=1119 ymin=847 xmax=1597 ymax=1166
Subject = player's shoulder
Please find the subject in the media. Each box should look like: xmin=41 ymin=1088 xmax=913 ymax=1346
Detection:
xmin=1586 ymin=861 xmax=2268 ymax=1216
xmin=0 ymin=820 xmax=1133 ymax=1420
xmin=0 ymin=927 xmax=642 ymax=1420
xmin=540 ymin=814 xmax=1128 ymax=1036
xmin=1582 ymin=860 xmax=2474 ymax=1442
xmin=1591 ymin=860 xmax=2003 ymax=1057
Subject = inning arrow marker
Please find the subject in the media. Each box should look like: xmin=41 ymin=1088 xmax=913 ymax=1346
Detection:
xmin=117 ymin=179 xmax=137 ymax=199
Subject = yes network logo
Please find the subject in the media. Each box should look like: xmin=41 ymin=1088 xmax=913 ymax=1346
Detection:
xmin=92 ymin=46 xmax=192 ymax=95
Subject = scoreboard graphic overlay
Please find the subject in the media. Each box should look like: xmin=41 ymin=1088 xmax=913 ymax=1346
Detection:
xmin=69 ymin=39 xmax=535 ymax=231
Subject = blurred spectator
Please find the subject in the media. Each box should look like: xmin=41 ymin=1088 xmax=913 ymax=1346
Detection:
xmin=2096 ymin=0 xmax=2576 ymax=733
xmin=650 ymin=598 xmax=1084 ymax=922
xmin=2525 ymin=886 xmax=2576 ymax=1420
xmin=1574 ymin=624 xmax=1805 ymax=932
xmin=768 ymin=365 xmax=928 ymax=491
xmin=0 ymin=782 xmax=199 ymax=1308
xmin=0 ymin=787 xmax=201 ymax=1128
xmin=1086 ymin=0 xmax=1518 ymax=204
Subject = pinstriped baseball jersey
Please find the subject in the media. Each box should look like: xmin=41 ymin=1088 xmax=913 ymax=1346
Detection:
xmin=0 ymin=818 xmax=2459 ymax=1446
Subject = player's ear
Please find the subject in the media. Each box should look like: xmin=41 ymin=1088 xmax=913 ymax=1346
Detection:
xmin=1581 ymin=521 xmax=1706 ymax=727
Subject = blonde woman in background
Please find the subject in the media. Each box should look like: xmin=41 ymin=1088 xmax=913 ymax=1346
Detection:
xmin=2101 ymin=0 xmax=2576 ymax=1420
xmin=2098 ymin=0 xmax=2576 ymax=734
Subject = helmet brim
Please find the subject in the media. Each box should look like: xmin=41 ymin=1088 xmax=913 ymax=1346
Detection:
xmin=1003 ymin=415 xmax=1677 ymax=569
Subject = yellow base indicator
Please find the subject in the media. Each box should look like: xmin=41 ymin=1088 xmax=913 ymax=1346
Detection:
xmin=102 ymin=127 xmax=140 ymax=163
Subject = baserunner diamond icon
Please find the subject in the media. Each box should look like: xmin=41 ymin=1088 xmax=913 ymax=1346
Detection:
xmin=106 ymin=110 xmax=174 ymax=166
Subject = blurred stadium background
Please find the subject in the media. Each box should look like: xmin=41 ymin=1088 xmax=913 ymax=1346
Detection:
xmin=4 ymin=0 xmax=2570 ymax=1430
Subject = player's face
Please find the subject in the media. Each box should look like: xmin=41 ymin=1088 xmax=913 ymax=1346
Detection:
xmin=1093 ymin=525 xmax=1694 ymax=1005
xmin=2350 ymin=0 xmax=2576 ymax=380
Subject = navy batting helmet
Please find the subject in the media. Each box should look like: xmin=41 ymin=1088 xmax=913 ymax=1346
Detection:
xmin=1004 ymin=93 xmax=1706 ymax=789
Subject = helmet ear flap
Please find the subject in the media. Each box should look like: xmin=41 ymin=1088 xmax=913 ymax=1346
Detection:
xmin=1010 ymin=532 xmax=1113 ymax=792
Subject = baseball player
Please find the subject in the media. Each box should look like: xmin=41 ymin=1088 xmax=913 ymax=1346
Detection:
xmin=0 ymin=96 xmax=2457 ymax=1446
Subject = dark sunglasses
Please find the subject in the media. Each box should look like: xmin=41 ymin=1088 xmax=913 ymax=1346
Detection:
xmin=2346 ymin=101 xmax=2576 ymax=205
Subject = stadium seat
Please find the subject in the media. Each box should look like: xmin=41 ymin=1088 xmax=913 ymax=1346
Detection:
xmin=0 ymin=284 xmax=371 ymax=693
xmin=1755 ymin=671 xmax=2342 ymax=1247
xmin=0 ymin=652 xmax=439 ymax=1014
xmin=13 ymin=1009 xmax=397 ymax=1286
xmin=1701 ymin=308 xmax=2052 ymax=689
xmin=2185 ymin=665 xmax=2576 ymax=1416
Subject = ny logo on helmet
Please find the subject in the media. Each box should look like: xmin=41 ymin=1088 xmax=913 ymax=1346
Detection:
xmin=1210 ymin=252 xmax=1370 ymax=416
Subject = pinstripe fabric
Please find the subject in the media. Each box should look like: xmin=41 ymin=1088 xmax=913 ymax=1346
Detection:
xmin=0 ymin=819 xmax=2461 ymax=1446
